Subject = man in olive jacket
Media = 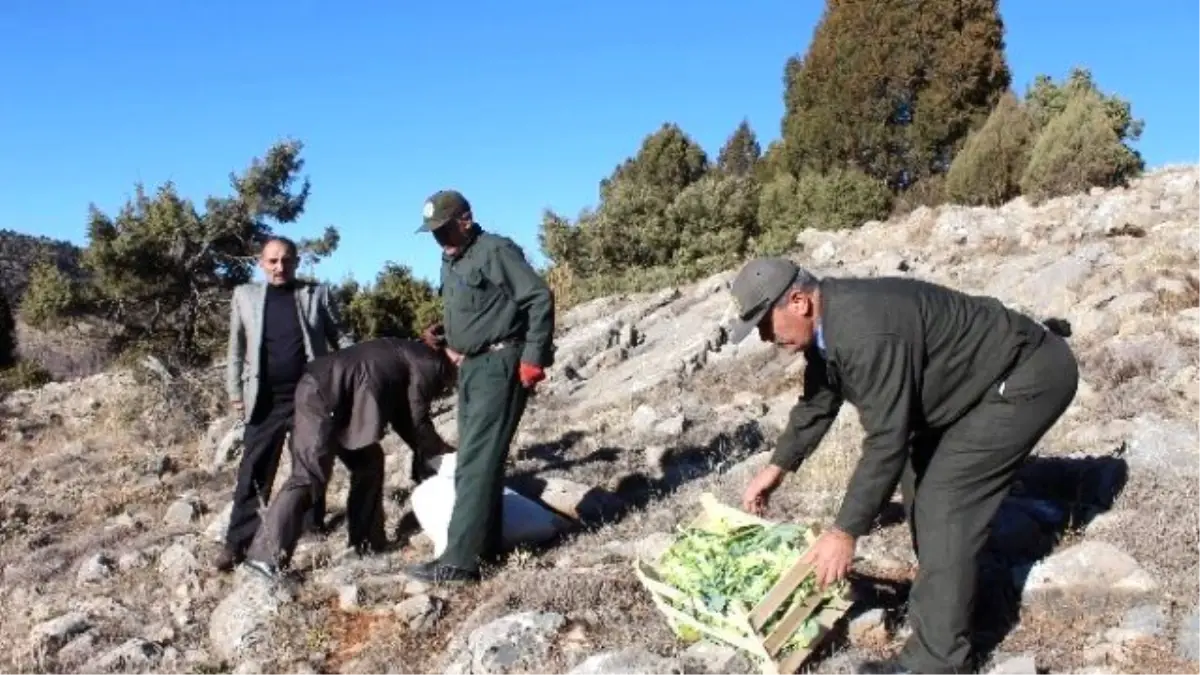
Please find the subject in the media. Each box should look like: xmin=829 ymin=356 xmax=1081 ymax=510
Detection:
xmin=404 ymin=189 xmax=555 ymax=584
xmin=727 ymin=257 xmax=1078 ymax=675
xmin=243 ymin=336 xmax=458 ymax=580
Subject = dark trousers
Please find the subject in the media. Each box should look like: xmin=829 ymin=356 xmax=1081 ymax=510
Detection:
xmin=439 ymin=346 xmax=528 ymax=572
xmin=897 ymin=331 xmax=1079 ymax=673
xmin=224 ymin=388 xmax=326 ymax=555
xmin=246 ymin=374 xmax=387 ymax=567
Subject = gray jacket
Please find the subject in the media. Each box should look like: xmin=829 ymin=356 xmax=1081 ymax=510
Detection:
xmin=225 ymin=280 xmax=354 ymax=421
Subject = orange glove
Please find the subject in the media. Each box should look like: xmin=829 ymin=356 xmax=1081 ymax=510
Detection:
xmin=518 ymin=362 xmax=545 ymax=389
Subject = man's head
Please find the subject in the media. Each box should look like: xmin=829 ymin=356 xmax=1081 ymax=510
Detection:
xmin=259 ymin=237 xmax=299 ymax=286
xmin=417 ymin=190 xmax=475 ymax=256
xmin=728 ymin=257 xmax=822 ymax=353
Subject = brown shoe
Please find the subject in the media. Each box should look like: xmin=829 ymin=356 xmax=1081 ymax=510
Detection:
xmin=215 ymin=547 xmax=243 ymax=573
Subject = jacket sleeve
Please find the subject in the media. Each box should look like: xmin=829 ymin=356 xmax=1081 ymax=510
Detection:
xmin=487 ymin=239 xmax=556 ymax=368
xmin=831 ymin=334 xmax=916 ymax=538
xmin=770 ymin=346 xmax=844 ymax=471
xmin=319 ymin=285 xmax=355 ymax=349
xmin=393 ymin=363 xmax=454 ymax=460
xmin=225 ymin=287 xmax=245 ymax=402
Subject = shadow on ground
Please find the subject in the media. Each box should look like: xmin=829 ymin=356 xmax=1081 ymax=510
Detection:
xmin=819 ymin=449 xmax=1130 ymax=670
xmin=506 ymin=420 xmax=767 ymax=535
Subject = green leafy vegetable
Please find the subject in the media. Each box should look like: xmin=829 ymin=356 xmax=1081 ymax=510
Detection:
xmin=652 ymin=516 xmax=840 ymax=657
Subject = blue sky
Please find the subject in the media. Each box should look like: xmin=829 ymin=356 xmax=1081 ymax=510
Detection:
xmin=2 ymin=1 xmax=1197 ymax=286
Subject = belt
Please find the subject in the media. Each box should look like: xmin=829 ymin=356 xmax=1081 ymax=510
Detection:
xmin=466 ymin=340 xmax=519 ymax=357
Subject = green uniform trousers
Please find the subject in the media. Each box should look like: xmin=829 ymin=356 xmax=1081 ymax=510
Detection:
xmin=898 ymin=330 xmax=1078 ymax=674
xmin=439 ymin=345 xmax=528 ymax=571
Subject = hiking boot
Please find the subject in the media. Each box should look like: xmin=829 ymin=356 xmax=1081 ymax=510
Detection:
xmin=402 ymin=560 xmax=480 ymax=585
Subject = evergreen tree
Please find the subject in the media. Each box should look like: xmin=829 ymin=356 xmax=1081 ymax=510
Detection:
xmin=716 ymin=120 xmax=762 ymax=176
xmin=781 ymin=0 xmax=1010 ymax=190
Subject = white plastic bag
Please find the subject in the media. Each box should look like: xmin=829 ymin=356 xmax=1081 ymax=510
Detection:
xmin=410 ymin=453 xmax=572 ymax=557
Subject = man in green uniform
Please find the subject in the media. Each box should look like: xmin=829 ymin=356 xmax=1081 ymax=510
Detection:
xmin=727 ymin=257 xmax=1078 ymax=674
xmin=403 ymin=189 xmax=555 ymax=584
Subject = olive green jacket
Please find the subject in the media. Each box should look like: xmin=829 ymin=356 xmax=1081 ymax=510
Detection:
xmin=439 ymin=227 xmax=555 ymax=367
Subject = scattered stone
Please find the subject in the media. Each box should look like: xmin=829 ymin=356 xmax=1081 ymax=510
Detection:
xmin=54 ymin=633 xmax=97 ymax=668
xmin=988 ymin=653 xmax=1038 ymax=674
xmin=337 ymin=584 xmax=361 ymax=611
xmin=116 ymin=550 xmax=150 ymax=572
xmin=157 ymin=542 xmax=200 ymax=586
xmin=682 ymin=640 xmax=754 ymax=674
xmin=404 ymin=579 xmax=431 ymax=596
xmin=848 ymin=608 xmax=889 ymax=649
xmin=163 ymin=498 xmax=202 ymax=526
xmin=630 ymin=404 xmax=660 ymax=432
xmin=234 ymin=659 xmax=265 ymax=674
xmin=1176 ymin=607 xmax=1199 ymax=662
xmin=76 ymin=552 xmax=115 ymax=585
xmin=446 ymin=610 xmax=565 ymax=674
xmin=205 ymin=503 xmax=234 ymax=544
xmin=81 ymin=637 xmax=164 ymax=672
xmin=29 ymin=612 xmax=91 ymax=654
xmin=1105 ymin=604 xmax=1166 ymax=644
xmin=569 ymin=647 xmax=684 ymax=674
xmin=1020 ymin=541 xmax=1157 ymax=598
xmin=208 ymin=571 xmax=284 ymax=662
xmin=394 ymin=594 xmax=444 ymax=632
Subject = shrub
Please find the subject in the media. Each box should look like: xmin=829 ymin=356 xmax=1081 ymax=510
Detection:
xmin=1020 ymin=87 xmax=1145 ymax=203
xmin=944 ymin=91 xmax=1037 ymax=206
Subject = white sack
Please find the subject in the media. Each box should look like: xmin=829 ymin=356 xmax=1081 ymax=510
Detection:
xmin=410 ymin=452 xmax=573 ymax=556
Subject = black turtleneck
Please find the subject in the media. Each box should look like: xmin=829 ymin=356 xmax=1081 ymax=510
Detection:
xmin=261 ymin=282 xmax=306 ymax=395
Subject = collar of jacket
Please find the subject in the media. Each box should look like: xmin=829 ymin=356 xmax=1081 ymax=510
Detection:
xmin=442 ymin=224 xmax=484 ymax=262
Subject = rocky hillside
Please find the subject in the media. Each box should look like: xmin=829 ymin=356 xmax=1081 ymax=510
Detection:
xmin=0 ymin=229 xmax=83 ymax=306
xmin=0 ymin=166 xmax=1196 ymax=675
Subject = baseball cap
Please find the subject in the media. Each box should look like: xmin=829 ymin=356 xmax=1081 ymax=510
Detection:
xmin=726 ymin=257 xmax=802 ymax=343
xmin=417 ymin=190 xmax=471 ymax=233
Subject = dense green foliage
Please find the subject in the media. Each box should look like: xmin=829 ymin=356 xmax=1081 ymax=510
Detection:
xmin=17 ymin=1 xmax=1147 ymax=365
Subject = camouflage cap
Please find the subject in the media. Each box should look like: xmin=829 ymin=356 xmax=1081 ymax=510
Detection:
xmin=726 ymin=257 xmax=802 ymax=343
xmin=417 ymin=190 xmax=471 ymax=233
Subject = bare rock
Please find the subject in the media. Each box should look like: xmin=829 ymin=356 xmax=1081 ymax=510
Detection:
xmin=157 ymin=542 xmax=200 ymax=587
xmin=630 ymin=404 xmax=660 ymax=433
xmin=81 ymin=637 xmax=164 ymax=673
xmin=681 ymin=640 xmax=754 ymax=674
xmin=1020 ymin=541 xmax=1157 ymax=599
xmin=208 ymin=571 xmax=284 ymax=662
xmin=522 ymin=477 xmax=625 ymax=524
xmin=1177 ymin=607 xmax=1199 ymax=662
xmin=116 ymin=550 xmax=150 ymax=572
xmin=444 ymin=610 xmax=565 ymax=674
xmin=1105 ymin=604 xmax=1166 ymax=645
xmin=394 ymin=593 xmax=445 ymax=632
xmin=337 ymin=584 xmax=361 ymax=611
xmin=654 ymin=414 xmax=687 ymax=437
xmin=204 ymin=502 xmax=233 ymax=543
xmin=848 ymin=608 xmax=889 ymax=649
xmin=988 ymin=653 xmax=1038 ymax=674
xmin=76 ymin=552 xmax=115 ymax=585
xmin=29 ymin=612 xmax=92 ymax=655
xmin=569 ymin=647 xmax=684 ymax=674
xmin=163 ymin=498 xmax=203 ymax=527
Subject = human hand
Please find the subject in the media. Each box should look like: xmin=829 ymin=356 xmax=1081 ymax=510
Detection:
xmin=518 ymin=362 xmax=545 ymax=389
xmin=445 ymin=347 xmax=464 ymax=366
xmin=801 ymin=527 xmax=855 ymax=589
xmin=742 ymin=464 xmax=785 ymax=515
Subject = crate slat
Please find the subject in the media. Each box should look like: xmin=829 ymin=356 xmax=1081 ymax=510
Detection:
xmin=633 ymin=492 xmax=855 ymax=675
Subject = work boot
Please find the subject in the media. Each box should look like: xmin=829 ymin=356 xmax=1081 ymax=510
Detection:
xmin=402 ymin=560 xmax=480 ymax=585
xmin=854 ymin=659 xmax=914 ymax=674
xmin=214 ymin=547 xmax=243 ymax=573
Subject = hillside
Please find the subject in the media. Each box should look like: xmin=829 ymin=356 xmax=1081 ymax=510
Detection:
xmin=0 ymin=166 xmax=1196 ymax=675
xmin=0 ymin=229 xmax=84 ymax=306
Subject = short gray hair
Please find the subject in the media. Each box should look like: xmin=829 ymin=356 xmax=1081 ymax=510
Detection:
xmin=774 ymin=266 xmax=820 ymax=306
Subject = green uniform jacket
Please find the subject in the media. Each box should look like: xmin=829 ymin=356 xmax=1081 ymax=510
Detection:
xmin=771 ymin=276 xmax=1050 ymax=538
xmin=439 ymin=227 xmax=555 ymax=368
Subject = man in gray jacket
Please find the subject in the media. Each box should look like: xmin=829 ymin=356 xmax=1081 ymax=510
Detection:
xmin=220 ymin=236 xmax=354 ymax=572
xmin=726 ymin=257 xmax=1078 ymax=674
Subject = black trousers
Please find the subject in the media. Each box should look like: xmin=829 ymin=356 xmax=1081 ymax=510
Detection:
xmin=246 ymin=374 xmax=387 ymax=567
xmin=224 ymin=387 xmax=325 ymax=555
xmin=897 ymin=331 xmax=1079 ymax=673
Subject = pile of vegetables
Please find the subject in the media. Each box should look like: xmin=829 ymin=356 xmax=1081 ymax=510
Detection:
xmin=654 ymin=516 xmax=836 ymax=653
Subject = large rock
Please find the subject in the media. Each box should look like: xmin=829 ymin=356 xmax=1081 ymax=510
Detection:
xmin=569 ymin=648 xmax=683 ymax=674
xmin=1019 ymin=541 xmax=1157 ymax=599
xmin=444 ymin=610 xmax=566 ymax=674
xmin=207 ymin=572 xmax=284 ymax=662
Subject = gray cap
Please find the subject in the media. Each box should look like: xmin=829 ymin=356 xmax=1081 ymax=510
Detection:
xmin=726 ymin=257 xmax=802 ymax=343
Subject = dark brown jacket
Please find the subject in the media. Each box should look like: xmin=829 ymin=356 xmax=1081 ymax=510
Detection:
xmin=303 ymin=337 xmax=455 ymax=460
xmin=772 ymin=276 xmax=1051 ymax=537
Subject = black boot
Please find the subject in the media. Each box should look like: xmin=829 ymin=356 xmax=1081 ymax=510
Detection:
xmin=403 ymin=559 xmax=481 ymax=585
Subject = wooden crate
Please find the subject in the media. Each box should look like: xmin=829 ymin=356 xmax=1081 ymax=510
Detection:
xmin=633 ymin=492 xmax=853 ymax=675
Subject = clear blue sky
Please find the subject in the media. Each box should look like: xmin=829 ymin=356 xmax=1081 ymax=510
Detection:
xmin=2 ymin=1 xmax=1196 ymax=286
